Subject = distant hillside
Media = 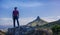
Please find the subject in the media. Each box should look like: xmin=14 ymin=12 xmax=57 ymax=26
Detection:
xmin=27 ymin=16 xmax=48 ymax=27
xmin=40 ymin=19 xmax=60 ymax=28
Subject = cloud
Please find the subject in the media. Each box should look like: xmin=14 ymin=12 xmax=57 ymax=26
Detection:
xmin=0 ymin=16 xmax=60 ymax=26
xmin=0 ymin=17 xmax=35 ymax=26
xmin=41 ymin=16 xmax=60 ymax=22
xmin=0 ymin=18 xmax=12 ymax=26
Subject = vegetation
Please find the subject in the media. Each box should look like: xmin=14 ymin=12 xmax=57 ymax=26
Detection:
xmin=39 ymin=19 xmax=60 ymax=35
xmin=51 ymin=24 xmax=60 ymax=35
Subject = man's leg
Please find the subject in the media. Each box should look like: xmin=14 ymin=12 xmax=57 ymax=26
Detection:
xmin=13 ymin=18 xmax=15 ymax=27
xmin=17 ymin=18 xmax=19 ymax=27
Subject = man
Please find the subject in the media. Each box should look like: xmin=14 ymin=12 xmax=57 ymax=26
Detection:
xmin=12 ymin=7 xmax=19 ymax=27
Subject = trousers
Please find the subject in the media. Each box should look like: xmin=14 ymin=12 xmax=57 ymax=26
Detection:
xmin=13 ymin=16 xmax=19 ymax=27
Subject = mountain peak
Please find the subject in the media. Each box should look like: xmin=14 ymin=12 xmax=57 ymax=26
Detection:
xmin=36 ymin=16 xmax=40 ymax=20
xmin=27 ymin=16 xmax=47 ymax=27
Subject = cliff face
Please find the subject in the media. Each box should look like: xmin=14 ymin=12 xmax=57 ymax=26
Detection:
xmin=27 ymin=16 xmax=48 ymax=27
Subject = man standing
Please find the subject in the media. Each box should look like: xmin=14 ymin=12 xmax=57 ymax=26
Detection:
xmin=12 ymin=7 xmax=19 ymax=27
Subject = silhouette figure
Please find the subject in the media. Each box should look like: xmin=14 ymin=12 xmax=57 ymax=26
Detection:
xmin=12 ymin=7 xmax=19 ymax=27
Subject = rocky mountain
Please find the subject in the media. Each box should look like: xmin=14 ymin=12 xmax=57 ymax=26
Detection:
xmin=27 ymin=16 xmax=48 ymax=27
xmin=0 ymin=30 xmax=6 ymax=35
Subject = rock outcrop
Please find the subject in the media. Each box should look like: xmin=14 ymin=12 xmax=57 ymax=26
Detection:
xmin=7 ymin=26 xmax=53 ymax=35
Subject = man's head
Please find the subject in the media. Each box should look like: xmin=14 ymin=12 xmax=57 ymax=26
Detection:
xmin=14 ymin=7 xmax=17 ymax=10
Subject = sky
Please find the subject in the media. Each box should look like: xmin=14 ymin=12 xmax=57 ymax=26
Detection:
xmin=0 ymin=0 xmax=60 ymax=26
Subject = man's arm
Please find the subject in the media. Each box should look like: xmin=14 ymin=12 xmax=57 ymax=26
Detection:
xmin=12 ymin=11 xmax=14 ymax=18
xmin=18 ymin=11 xmax=19 ymax=18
